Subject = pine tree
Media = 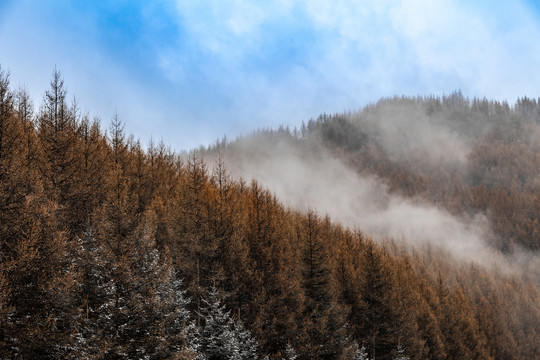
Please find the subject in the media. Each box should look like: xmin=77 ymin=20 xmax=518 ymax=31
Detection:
xmin=71 ymin=228 xmax=116 ymax=358
xmin=233 ymin=320 xmax=259 ymax=360
xmin=394 ymin=346 xmax=408 ymax=360
xmin=242 ymin=180 xmax=303 ymax=357
xmin=357 ymin=242 xmax=403 ymax=360
xmin=0 ymin=68 xmax=79 ymax=358
xmin=282 ymin=343 xmax=297 ymax=360
xmin=298 ymin=210 xmax=350 ymax=359
xmin=354 ymin=345 xmax=369 ymax=360
xmin=37 ymin=68 xmax=79 ymax=209
xmin=73 ymin=227 xmax=200 ymax=359
xmin=160 ymin=269 xmax=199 ymax=356
xmin=196 ymin=286 xmax=259 ymax=360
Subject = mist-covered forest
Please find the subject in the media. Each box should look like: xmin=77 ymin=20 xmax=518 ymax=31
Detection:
xmin=1 ymin=66 xmax=540 ymax=360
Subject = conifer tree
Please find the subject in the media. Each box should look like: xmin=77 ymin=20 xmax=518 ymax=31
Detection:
xmin=281 ymin=343 xmax=297 ymax=360
xmin=298 ymin=210 xmax=350 ymax=359
xmin=233 ymin=320 xmax=259 ymax=360
xmin=394 ymin=346 xmax=408 ymax=360
xmin=0 ymin=66 xmax=14 ymax=166
xmin=0 ymin=67 xmax=79 ymax=359
xmin=159 ymin=268 xmax=199 ymax=357
xmin=71 ymin=228 xmax=116 ymax=358
xmin=70 ymin=115 xmax=109 ymax=233
xmin=81 ymin=117 xmax=183 ymax=358
xmin=37 ymin=69 xmax=79 ymax=207
xmin=0 ymin=66 xmax=20 ymax=245
xmin=14 ymin=86 xmax=39 ymax=169
xmin=175 ymin=152 xmax=216 ymax=319
xmin=354 ymin=345 xmax=369 ymax=360
xmin=1 ymin=187 xmax=79 ymax=359
xmin=208 ymin=153 xmax=238 ymax=289
xmin=437 ymin=283 xmax=491 ymax=360
xmin=195 ymin=286 xmax=259 ymax=360
xmin=357 ymin=242 xmax=403 ymax=360
xmin=243 ymin=181 xmax=303 ymax=357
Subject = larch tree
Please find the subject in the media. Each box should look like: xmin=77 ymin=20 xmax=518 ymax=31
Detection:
xmin=208 ymin=153 xmax=238 ymax=289
xmin=242 ymin=180 xmax=303 ymax=358
xmin=70 ymin=115 xmax=109 ymax=233
xmin=0 ymin=67 xmax=21 ymax=247
xmin=175 ymin=152 xmax=215 ymax=322
xmin=437 ymin=284 xmax=492 ymax=360
xmin=37 ymin=68 xmax=83 ymax=234
xmin=297 ymin=209 xmax=350 ymax=359
xmin=0 ymin=67 xmax=78 ymax=359
xmin=14 ymin=86 xmax=40 ymax=171
xmin=357 ymin=242 xmax=403 ymax=360
xmin=75 ymin=113 xmax=176 ymax=358
xmin=1 ymin=186 xmax=79 ymax=359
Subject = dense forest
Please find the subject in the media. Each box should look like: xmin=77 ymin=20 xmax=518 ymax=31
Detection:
xmin=1 ymin=66 xmax=540 ymax=359
xmin=304 ymin=94 xmax=540 ymax=253
xmin=208 ymin=92 xmax=540 ymax=277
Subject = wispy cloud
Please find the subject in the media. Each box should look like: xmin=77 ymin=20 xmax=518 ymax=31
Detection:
xmin=164 ymin=0 xmax=540 ymax=132
xmin=210 ymin=135 xmax=496 ymax=268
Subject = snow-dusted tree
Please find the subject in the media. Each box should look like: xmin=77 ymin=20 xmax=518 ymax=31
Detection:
xmin=233 ymin=320 xmax=259 ymax=360
xmin=196 ymin=286 xmax=259 ymax=360
xmin=354 ymin=345 xmax=369 ymax=360
xmin=72 ymin=230 xmax=200 ymax=359
xmin=74 ymin=196 xmax=200 ymax=359
xmin=159 ymin=266 xmax=200 ymax=357
xmin=394 ymin=346 xmax=408 ymax=360
xmin=281 ymin=343 xmax=297 ymax=360
xmin=70 ymin=228 xmax=116 ymax=359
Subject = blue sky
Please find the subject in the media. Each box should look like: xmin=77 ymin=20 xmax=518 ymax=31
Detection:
xmin=1 ymin=0 xmax=540 ymax=150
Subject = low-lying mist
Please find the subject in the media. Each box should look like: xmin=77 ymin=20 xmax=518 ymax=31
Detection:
xmin=355 ymin=100 xmax=472 ymax=166
xmin=204 ymin=132 xmax=538 ymax=278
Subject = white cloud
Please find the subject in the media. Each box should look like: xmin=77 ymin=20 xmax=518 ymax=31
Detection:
xmin=3 ymin=0 xmax=540 ymax=151
xmin=170 ymin=0 xmax=540 ymax=100
xmin=157 ymin=0 xmax=540 ymax=147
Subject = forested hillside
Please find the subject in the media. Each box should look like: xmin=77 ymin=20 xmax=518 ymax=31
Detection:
xmin=303 ymin=94 xmax=540 ymax=252
xmin=207 ymin=92 xmax=540 ymax=278
xmin=1 ymin=67 xmax=540 ymax=359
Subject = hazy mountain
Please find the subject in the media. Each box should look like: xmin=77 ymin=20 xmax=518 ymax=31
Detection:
xmin=204 ymin=93 xmax=540 ymax=278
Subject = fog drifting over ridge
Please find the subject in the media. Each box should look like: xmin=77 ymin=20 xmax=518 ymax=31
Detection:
xmin=200 ymin=124 xmax=538 ymax=279
xmin=357 ymin=101 xmax=472 ymax=165
xmin=211 ymin=137 xmax=491 ymax=264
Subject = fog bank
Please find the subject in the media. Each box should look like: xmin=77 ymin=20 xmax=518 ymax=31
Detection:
xmin=205 ymin=134 xmax=529 ymax=274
